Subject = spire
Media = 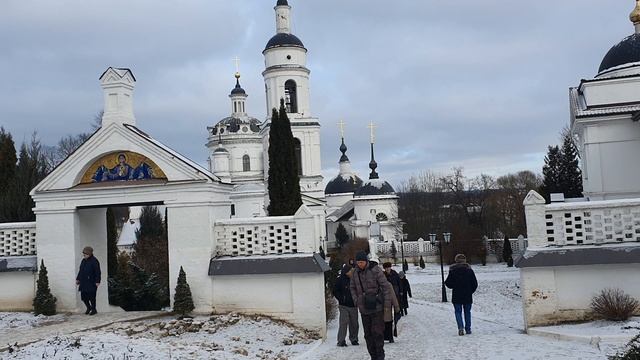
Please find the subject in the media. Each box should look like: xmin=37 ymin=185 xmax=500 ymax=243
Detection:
xmin=338 ymin=120 xmax=349 ymax=162
xmin=229 ymin=58 xmax=247 ymax=116
xmin=631 ymin=0 xmax=640 ymax=33
xmin=367 ymin=121 xmax=379 ymax=180
xmin=275 ymin=0 xmax=291 ymax=34
xmin=99 ymin=67 xmax=136 ymax=126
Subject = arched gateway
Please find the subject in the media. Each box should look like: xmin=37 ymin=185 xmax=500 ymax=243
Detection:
xmin=26 ymin=68 xmax=328 ymax=335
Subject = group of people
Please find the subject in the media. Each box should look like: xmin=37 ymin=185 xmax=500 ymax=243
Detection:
xmin=336 ymin=250 xmax=478 ymax=360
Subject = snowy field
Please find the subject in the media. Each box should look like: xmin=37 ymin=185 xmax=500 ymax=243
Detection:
xmin=1 ymin=264 xmax=636 ymax=359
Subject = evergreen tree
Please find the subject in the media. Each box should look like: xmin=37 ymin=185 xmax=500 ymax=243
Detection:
xmin=33 ymin=260 xmax=57 ymax=316
xmin=559 ymin=132 xmax=583 ymax=199
xmin=319 ymin=246 xmax=326 ymax=260
xmin=106 ymin=208 xmax=118 ymax=280
xmin=335 ymin=223 xmax=349 ymax=248
xmin=109 ymin=252 xmax=165 ymax=311
xmin=0 ymin=127 xmax=17 ymax=193
xmin=267 ymin=100 xmax=302 ymax=216
xmin=390 ymin=241 xmax=398 ymax=264
xmin=419 ymin=256 xmax=426 ymax=269
xmin=133 ymin=206 xmax=169 ymax=306
xmin=402 ymin=258 xmax=409 ymax=272
xmin=173 ymin=266 xmax=195 ymax=317
xmin=541 ymin=145 xmax=561 ymax=202
xmin=503 ymin=235 xmax=514 ymax=267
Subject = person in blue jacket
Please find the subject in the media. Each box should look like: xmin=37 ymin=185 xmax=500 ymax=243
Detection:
xmin=76 ymin=246 xmax=101 ymax=315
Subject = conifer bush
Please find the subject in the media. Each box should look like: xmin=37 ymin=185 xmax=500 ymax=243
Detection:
xmin=503 ymin=236 xmax=514 ymax=267
xmin=33 ymin=260 xmax=57 ymax=316
xmin=590 ymin=288 xmax=639 ymax=321
xmin=609 ymin=333 xmax=640 ymax=360
xmin=173 ymin=266 xmax=195 ymax=317
xmin=419 ymin=256 xmax=425 ymax=269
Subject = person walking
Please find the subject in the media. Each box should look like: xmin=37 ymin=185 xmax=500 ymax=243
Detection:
xmin=444 ymin=254 xmax=478 ymax=336
xmin=333 ymin=264 xmax=359 ymax=347
xmin=398 ymin=271 xmax=412 ymax=316
xmin=382 ymin=262 xmax=401 ymax=341
xmin=76 ymin=246 xmax=101 ymax=315
xmin=350 ymin=251 xmax=398 ymax=360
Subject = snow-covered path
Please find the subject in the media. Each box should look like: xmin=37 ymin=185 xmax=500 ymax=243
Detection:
xmin=306 ymin=264 xmax=611 ymax=360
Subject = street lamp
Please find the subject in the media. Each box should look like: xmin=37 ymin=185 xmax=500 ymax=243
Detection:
xmin=430 ymin=232 xmax=451 ymax=302
xmin=395 ymin=221 xmax=407 ymax=271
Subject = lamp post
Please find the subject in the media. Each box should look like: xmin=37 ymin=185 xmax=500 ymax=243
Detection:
xmin=430 ymin=232 xmax=451 ymax=302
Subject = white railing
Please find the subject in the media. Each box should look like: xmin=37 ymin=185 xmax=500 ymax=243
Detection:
xmin=0 ymin=222 xmax=37 ymax=257
xmin=375 ymin=237 xmax=527 ymax=258
xmin=524 ymin=190 xmax=640 ymax=247
xmin=214 ymin=206 xmax=317 ymax=257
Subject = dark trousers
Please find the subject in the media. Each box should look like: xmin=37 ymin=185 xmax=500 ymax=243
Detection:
xmin=81 ymin=291 xmax=97 ymax=312
xmin=384 ymin=321 xmax=393 ymax=341
xmin=361 ymin=310 xmax=385 ymax=360
xmin=337 ymin=305 xmax=359 ymax=344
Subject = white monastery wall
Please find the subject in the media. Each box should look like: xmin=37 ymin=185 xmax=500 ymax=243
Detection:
xmin=0 ymin=272 xmax=36 ymax=311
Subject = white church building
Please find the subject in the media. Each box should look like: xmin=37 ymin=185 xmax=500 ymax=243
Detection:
xmin=518 ymin=2 xmax=640 ymax=329
xmin=0 ymin=0 xmax=404 ymax=337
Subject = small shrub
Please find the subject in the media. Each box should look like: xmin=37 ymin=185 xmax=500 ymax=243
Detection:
xmin=419 ymin=256 xmax=425 ymax=269
xmin=173 ymin=266 xmax=195 ymax=317
xmin=608 ymin=332 xmax=640 ymax=360
xmin=33 ymin=260 xmax=57 ymax=316
xmin=591 ymin=288 xmax=639 ymax=321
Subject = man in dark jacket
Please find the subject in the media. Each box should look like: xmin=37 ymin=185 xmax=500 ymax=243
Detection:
xmin=333 ymin=264 xmax=359 ymax=346
xmin=350 ymin=251 xmax=398 ymax=360
xmin=445 ymin=254 xmax=478 ymax=336
xmin=76 ymin=246 xmax=101 ymax=315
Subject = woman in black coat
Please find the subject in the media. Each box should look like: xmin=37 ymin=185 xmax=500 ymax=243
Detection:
xmin=398 ymin=271 xmax=412 ymax=315
xmin=444 ymin=254 xmax=478 ymax=336
xmin=76 ymin=246 xmax=101 ymax=315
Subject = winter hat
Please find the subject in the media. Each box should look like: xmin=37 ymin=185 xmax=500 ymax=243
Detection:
xmin=368 ymin=253 xmax=380 ymax=265
xmin=454 ymin=254 xmax=467 ymax=264
xmin=341 ymin=264 xmax=351 ymax=274
xmin=355 ymin=251 xmax=368 ymax=262
xmin=82 ymin=246 xmax=94 ymax=256
xmin=382 ymin=262 xmax=392 ymax=269
xmin=399 ymin=271 xmax=406 ymax=278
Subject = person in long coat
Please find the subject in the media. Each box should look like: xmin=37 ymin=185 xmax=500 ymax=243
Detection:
xmin=398 ymin=271 xmax=412 ymax=315
xmin=444 ymin=254 xmax=478 ymax=336
xmin=76 ymin=246 xmax=101 ymax=315
xmin=382 ymin=263 xmax=401 ymax=342
xmin=350 ymin=251 xmax=399 ymax=360
xmin=333 ymin=264 xmax=359 ymax=346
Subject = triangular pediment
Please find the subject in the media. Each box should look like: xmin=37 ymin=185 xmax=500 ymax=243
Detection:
xmin=523 ymin=190 xmax=546 ymax=205
xmin=33 ymin=123 xmax=218 ymax=193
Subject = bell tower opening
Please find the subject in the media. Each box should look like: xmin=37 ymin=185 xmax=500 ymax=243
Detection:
xmin=284 ymin=80 xmax=298 ymax=113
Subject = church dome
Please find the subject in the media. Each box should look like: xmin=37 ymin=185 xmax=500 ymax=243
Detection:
xmin=355 ymin=179 xmax=395 ymax=197
xmin=276 ymin=0 xmax=289 ymax=5
xmin=325 ymin=174 xmax=363 ymax=195
xmin=210 ymin=116 xmax=261 ymax=136
xmin=265 ymin=33 xmax=305 ymax=51
xmin=598 ymin=33 xmax=640 ymax=75
xmin=230 ymin=82 xmax=246 ymax=95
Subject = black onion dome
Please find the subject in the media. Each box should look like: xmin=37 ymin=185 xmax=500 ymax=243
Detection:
xmin=213 ymin=147 xmax=229 ymax=153
xmin=355 ymin=179 xmax=395 ymax=197
xmin=276 ymin=0 xmax=288 ymax=5
xmin=230 ymin=80 xmax=246 ymax=95
xmin=325 ymin=174 xmax=363 ymax=195
xmin=265 ymin=33 xmax=305 ymax=51
xmin=598 ymin=33 xmax=640 ymax=74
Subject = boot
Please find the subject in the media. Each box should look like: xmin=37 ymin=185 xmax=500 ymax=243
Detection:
xmin=458 ymin=329 xmax=464 ymax=336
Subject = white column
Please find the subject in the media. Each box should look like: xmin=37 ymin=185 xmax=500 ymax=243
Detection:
xmin=523 ymin=190 xmax=547 ymax=248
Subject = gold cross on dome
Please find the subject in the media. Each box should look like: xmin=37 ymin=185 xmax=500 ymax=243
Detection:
xmin=338 ymin=120 xmax=346 ymax=138
xmin=233 ymin=56 xmax=241 ymax=74
xmin=367 ymin=121 xmax=377 ymax=144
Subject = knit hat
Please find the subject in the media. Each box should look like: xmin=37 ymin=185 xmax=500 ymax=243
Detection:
xmin=341 ymin=264 xmax=351 ymax=274
xmin=355 ymin=251 xmax=368 ymax=262
xmin=454 ymin=254 xmax=467 ymax=264
xmin=82 ymin=246 xmax=94 ymax=256
xmin=382 ymin=262 xmax=392 ymax=269
xmin=399 ymin=271 xmax=406 ymax=278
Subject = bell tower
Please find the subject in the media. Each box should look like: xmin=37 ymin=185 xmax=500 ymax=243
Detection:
xmin=261 ymin=0 xmax=323 ymax=199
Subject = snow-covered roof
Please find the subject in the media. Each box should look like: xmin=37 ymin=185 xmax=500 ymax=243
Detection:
xmin=117 ymin=219 xmax=139 ymax=247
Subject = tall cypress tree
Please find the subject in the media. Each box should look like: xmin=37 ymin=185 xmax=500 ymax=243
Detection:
xmin=133 ymin=206 xmax=169 ymax=306
xmin=541 ymin=145 xmax=561 ymax=202
xmin=267 ymin=99 xmax=302 ymax=215
xmin=33 ymin=260 xmax=57 ymax=316
xmin=559 ymin=132 xmax=583 ymax=199
xmin=335 ymin=223 xmax=350 ymax=248
xmin=106 ymin=207 xmax=118 ymax=280
xmin=0 ymin=127 xmax=17 ymax=193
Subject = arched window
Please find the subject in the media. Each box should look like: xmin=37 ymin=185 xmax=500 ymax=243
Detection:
xmin=242 ymin=155 xmax=251 ymax=172
xmin=376 ymin=213 xmax=388 ymax=222
xmin=294 ymin=138 xmax=302 ymax=175
xmin=284 ymin=80 xmax=298 ymax=113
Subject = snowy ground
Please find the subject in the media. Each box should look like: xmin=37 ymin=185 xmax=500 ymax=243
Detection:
xmin=1 ymin=264 xmax=637 ymax=359
xmin=0 ymin=312 xmax=67 ymax=330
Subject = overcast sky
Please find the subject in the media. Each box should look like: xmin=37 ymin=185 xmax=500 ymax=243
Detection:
xmin=0 ymin=1 xmax=635 ymax=188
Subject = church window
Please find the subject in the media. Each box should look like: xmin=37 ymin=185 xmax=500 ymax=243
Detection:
xmin=231 ymin=204 xmax=236 ymax=216
xmin=243 ymin=155 xmax=251 ymax=171
xmin=376 ymin=213 xmax=389 ymax=221
xmin=286 ymin=55 xmax=292 ymax=60
xmin=294 ymin=138 xmax=302 ymax=175
xmin=234 ymin=102 xmax=237 ymax=113
xmin=284 ymin=80 xmax=298 ymax=113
